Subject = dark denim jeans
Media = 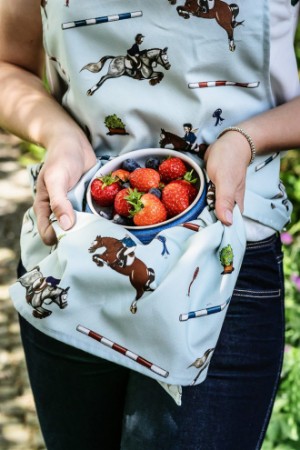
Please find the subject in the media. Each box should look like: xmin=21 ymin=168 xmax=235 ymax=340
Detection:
xmin=18 ymin=234 xmax=285 ymax=450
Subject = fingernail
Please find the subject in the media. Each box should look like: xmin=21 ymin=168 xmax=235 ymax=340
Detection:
xmin=225 ymin=210 xmax=233 ymax=224
xmin=59 ymin=214 xmax=72 ymax=230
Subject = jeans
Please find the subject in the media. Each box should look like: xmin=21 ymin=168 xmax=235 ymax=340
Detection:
xmin=18 ymin=234 xmax=285 ymax=450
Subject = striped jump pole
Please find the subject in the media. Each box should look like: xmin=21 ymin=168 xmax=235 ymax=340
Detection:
xmin=76 ymin=325 xmax=169 ymax=378
xmin=181 ymin=222 xmax=201 ymax=232
xmin=179 ymin=297 xmax=230 ymax=322
xmin=188 ymin=80 xmax=260 ymax=89
xmin=62 ymin=11 xmax=143 ymax=30
xmin=255 ymin=152 xmax=279 ymax=172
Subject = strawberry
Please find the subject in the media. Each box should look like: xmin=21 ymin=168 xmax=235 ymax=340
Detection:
xmin=114 ymin=188 xmax=141 ymax=217
xmin=114 ymin=188 xmax=132 ymax=217
xmin=90 ymin=174 xmax=122 ymax=207
xmin=111 ymin=169 xmax=130 ymax=183
xmin=129 ymin=168 xmax=161 ymax=192
xmin=158 ymin=157 xmax=187 ymax=182
xmin=129 ymin=193 xmax=167 ymax=226
xmin=170 ymin=180 xmax=198 ymax=203
xmin=161 ymin=182 xmax=190 ymax=217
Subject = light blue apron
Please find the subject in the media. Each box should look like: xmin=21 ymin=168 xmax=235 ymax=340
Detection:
xmin=10 ymin=0 xmax=291 ymax=400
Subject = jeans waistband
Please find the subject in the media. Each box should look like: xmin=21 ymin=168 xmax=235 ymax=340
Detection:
xmin=246 ymin=233 xmax=279 ymax=250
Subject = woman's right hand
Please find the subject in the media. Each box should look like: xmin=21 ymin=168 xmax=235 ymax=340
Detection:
xmin=33 ymin=132 xmax=97 ymax=245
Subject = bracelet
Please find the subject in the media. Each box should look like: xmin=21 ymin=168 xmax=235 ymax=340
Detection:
xmin=217 ymin=126 xmax=256 ymax=165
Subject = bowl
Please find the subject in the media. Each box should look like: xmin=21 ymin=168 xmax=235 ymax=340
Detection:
xmin=86 ymin=149 xmax=207 ymax=243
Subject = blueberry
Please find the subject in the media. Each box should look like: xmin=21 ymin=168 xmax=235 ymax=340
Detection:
xmin=145 ymin=157 xmax=161 ymax=171
xmin=149 ymin=188 xmax=162 ymax=199
xmin=113 ymin=214 xmax=132 ymax=225
xmin=99 ymin=209 xmax=113 ymax=220
xmin=122 ymin=159 xmax=141 ymax=172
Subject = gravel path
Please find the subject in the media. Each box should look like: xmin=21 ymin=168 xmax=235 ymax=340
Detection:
xmin=0 ymin=130 xmax=46 ymax=450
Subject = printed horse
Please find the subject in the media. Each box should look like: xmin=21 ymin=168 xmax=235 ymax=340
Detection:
xmin=160 ymin=129 xmax=207 ymax=156
xmin=18 ymin=267 xmax=69 ymax=319
xmin=81 ymin=48 xmax=171 ymax=95
xmin=89 ymin=236 xmax=155 ymax=313
xmin=168 ymin=0 xmax=243 ymax=51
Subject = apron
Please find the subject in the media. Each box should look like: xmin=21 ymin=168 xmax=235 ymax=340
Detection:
xmin=10 ymin=0 xmax=292 ymax=400
xmin=40 ymin=0 xmax=291 ymax=229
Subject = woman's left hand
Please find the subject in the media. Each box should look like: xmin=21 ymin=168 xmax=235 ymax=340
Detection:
xmin=204 ymin=131 xmax=251 ymax=225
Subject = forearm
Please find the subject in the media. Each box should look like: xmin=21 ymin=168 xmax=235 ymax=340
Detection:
xmin=0 ymin=1 xmax=99 ymax=244
xmin=238 ymin=95 xmax=300 ymax=154
xmin=0 ymin=61 xmax=89 ymax=151
xmin=205 ymin=95 xmax=300 ymax=170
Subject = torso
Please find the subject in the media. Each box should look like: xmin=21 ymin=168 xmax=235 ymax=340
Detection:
xmin=41 ymin=0 xmax=298 ymax=232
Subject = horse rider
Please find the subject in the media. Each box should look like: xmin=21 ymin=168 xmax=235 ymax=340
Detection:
xmin=198 ymin=0 xmax=215 ymax=13
xmin=183 ymin=123 xmax=198 ymax=150
xmin=116 ymin=236 xmax=137 ymax=268
xmin=127 ymin=34 xmax=145 ymax=79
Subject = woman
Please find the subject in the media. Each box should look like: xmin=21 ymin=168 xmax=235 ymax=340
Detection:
xmin=1 ymin=1 xmax=300 ymax=449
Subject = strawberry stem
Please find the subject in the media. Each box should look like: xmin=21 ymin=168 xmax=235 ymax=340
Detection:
xmin=183 ymin=169 xmax=198 ymax=184
xmin=97 ymin=173 xmax=120 ymax=188
xmin=125 ymin=188 xmax=144 ymax=216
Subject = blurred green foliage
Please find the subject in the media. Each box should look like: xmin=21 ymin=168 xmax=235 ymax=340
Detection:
xmin=262 ymin=153 xmax=300 ymax=450
xmin=262 ymin=22 xmax=300 ymax=450
xmin=19 ymin=141 xmax=46 ymax=166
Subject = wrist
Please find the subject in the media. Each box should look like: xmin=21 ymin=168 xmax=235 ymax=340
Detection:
xmin=42 ymin=127 xmax=96 ymax=170
xmin=217 ymin=127 xmax=256 ymax=165
xmin=42 ymin=124 xmax=86 ymax=148
xmin=205 ymin=130 xmax=253 ymax=167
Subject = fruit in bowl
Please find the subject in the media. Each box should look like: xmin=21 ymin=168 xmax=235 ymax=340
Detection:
xmin=86 ymin=149 xmax=206 ymax=243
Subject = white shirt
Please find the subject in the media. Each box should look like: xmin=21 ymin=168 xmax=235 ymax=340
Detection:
xmin=270 ymin=1 xmax=300 ymax=104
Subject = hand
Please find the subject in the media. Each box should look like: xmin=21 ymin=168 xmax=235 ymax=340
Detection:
xmin=33 ymin=134 xmax=97 ymax=245
xmin=204 ymin=131 xmax=251 ymax=225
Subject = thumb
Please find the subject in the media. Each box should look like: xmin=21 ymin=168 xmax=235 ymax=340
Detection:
xmin=49 ymin=191 xmax=76 ymax=231
xmin=34 ymin=178 xmax=76 ymax=245
xmin=214 ymin=186 xmax=235 ymax=226
xmin=40 ymin=167 xmax=76 ymax=231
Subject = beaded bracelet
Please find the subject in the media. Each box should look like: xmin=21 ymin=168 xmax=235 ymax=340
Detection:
xmin=217 ymin=126 xmax=256 ymax=165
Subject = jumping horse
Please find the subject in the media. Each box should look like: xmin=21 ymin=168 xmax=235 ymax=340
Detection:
xmin=18 ymin=267 xmax=69 ymax=319
xmin=168 ymin=0 xmax=244 ymax=51
xmin=81 ymin=47 xmax=171 ymax=95
xmin=89 ymin=236 xmax=156 ymax=314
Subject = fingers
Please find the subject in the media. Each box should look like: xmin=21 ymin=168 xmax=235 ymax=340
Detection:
xmin=49 ymin=183 xmax=75 ymax=232
xmin=214 ymin=180 xmax=245 ymax=225
xmin=214 ymin=182 xmax=235 ymax=225
xmin=33 ymin=202 xmax=56 ymax=246
xmin=34 ymin=168 xmax=76 ymax=245
xmin=33 ymin=179 xmax=57 ymax=246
